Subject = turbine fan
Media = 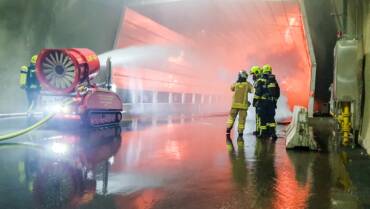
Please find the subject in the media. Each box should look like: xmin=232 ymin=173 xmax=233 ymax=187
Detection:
xmin=36 ymin=48 xmax=100 ymax=94
xmin=41 ymin=51 xmax=76 ymax=89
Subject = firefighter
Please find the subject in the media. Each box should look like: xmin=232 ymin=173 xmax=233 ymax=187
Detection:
xmin=262 ymin=64 xmax=280 ymax=140
xmin=250 ymin=66 xmax=262 ymax=136
xmin=226 ymin=71 xmax=254 ymax=137
xmin=19 ymin=55 xmax=41 ymax=112
xmin=253 ymin=66 xmax=269 ymax=137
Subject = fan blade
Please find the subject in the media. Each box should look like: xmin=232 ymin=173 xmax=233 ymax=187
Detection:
xmin=51 ymin=76 xmax=57 ymax=87
xmin=43 ymin=67 xmax=54 ymax=73
xmin=60 ymin=77 xmax=68 ymax=88
xmin=43 ymin=63 xmax=54 ymax=70
xmin=62 ymin=54 xmax=69 ymax=66
xmin=66 ymin=66 xmax=75 ymax=73
xmin=45 ymin=57 xmax=56 ymax=67
xmin=57 ymin=53 xmax=63 ymax=65
xmin=56 ymin=77 xmax=62 ymax=88
xmin=49 ymin=53 xmax=58 ymax=65
xmin=45 ymin=72 xmax=55 ymax=80
xmin=65 ymin=62 xmax=74 ymax=69
xmin=64 ymin=75 xmax=74 ymax=84
xmin=65 ymin=72 xmax=74 ymax=79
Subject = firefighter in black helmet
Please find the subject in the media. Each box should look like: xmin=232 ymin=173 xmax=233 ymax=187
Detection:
xmin=226 ymin=71 xmax=254 ymax=138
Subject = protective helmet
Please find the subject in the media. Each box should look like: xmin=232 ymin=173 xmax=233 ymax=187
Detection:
xmin=31 ymin=55 xmax=38 ymax=64
xmin=237 ymin=70 xmax=248 ymax=82
xmin=240 ymin=70 xmax=248 ymax=78
xmin=262 ymin=64 xmax=272 ymax=74
xmin=250 ymin=66 xmax=261 ymax=75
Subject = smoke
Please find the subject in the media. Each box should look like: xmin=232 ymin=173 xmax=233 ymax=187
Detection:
xmin=247 ymin=92 xmax=292 ymax=123
xmin=275 ymin=95 xmax=292 ymax=122
xmin=129 ymin=0 xmax=311 ymax=109
xmin=94 ymin=1 xmax=310 ymax=116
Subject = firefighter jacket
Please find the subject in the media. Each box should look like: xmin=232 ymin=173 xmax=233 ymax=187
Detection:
xmin=264 ymin=73 xmax=280 ymax=100
xmin=231 ymin=81 xmax=254 ymax=110
xmin=253 ymin=77 xmax=268 ymax=106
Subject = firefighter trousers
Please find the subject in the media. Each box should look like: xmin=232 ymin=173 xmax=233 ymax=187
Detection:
xmin=227 ymin=108 xmax=248 ymax=134
xmin=258 ymin=100 xmax=276 ymax=137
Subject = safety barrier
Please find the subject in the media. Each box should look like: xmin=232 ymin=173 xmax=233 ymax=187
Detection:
xmin=286 ymin=106 xmax=318 ymax=150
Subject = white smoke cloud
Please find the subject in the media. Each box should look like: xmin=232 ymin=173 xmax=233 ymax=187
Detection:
xmin=247 ymin=93 xmax=292 ymax=123
xmin=275 ymin=95 xmax=292 ymax=122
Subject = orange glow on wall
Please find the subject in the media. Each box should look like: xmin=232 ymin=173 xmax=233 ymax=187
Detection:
xmin=114 ymin=0 xmax=311 ymax=108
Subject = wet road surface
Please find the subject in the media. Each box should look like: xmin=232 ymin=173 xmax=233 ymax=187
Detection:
xmin=0 ymin=116 xmax=369 ymax=209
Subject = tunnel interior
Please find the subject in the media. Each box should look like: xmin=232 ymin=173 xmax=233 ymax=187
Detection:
xmin=2 ymin=1 xmax=370 ymax=209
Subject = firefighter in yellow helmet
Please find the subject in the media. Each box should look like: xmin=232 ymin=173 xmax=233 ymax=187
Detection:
xmin=226 ymin=71 xmax=254 ymax=138
xmin=19 ymin=55 xmax=41 ymax=112
xmin=250 ymin=66 xmax=262 ymax=136
xmin=260 ymin=64 xmax=280 ymax=140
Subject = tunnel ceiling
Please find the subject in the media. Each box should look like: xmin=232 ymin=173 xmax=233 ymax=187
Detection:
xmin=123 ymin=0 xmax=311 ymax=107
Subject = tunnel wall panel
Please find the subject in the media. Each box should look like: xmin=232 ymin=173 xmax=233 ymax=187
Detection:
xmin=116 ymin=8 xmax=192 ymax=48
xmin=359 ymin=2 xmax=370 ymax=153
xmin=113 ymin=8 xmax=230 ymax=113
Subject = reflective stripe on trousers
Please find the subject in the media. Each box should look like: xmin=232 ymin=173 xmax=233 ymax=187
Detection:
xmin=267 ymin=122 xmax=276 ymax=127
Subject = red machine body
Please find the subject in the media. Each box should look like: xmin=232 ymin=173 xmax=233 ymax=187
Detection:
xmin=78 ymin=89 xmax=123 ymax=127
xmin=36 ymin=48 xmax=123 ymax=127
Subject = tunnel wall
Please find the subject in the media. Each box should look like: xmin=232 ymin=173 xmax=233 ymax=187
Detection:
xmin=0 ymin=0 xmax=124 ymax=113
xmin=301 ymin=0 xmax=338 ymax=112
xmin=112 ymin=8 xmax=230 ymax=115
xmin=359 ymin=2 xmax=370 ymax=153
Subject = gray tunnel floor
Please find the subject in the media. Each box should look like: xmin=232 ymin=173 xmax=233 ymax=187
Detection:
xmin=0 ymin=115 xmax=369 ymax=209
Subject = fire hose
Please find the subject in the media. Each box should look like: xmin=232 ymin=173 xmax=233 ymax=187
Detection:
xmin=0 ymin=99 xmax=75 ymax=141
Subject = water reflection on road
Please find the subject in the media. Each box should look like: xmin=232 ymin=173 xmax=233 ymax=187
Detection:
xmin=0 ymin=116 xmax=365 ymax=209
